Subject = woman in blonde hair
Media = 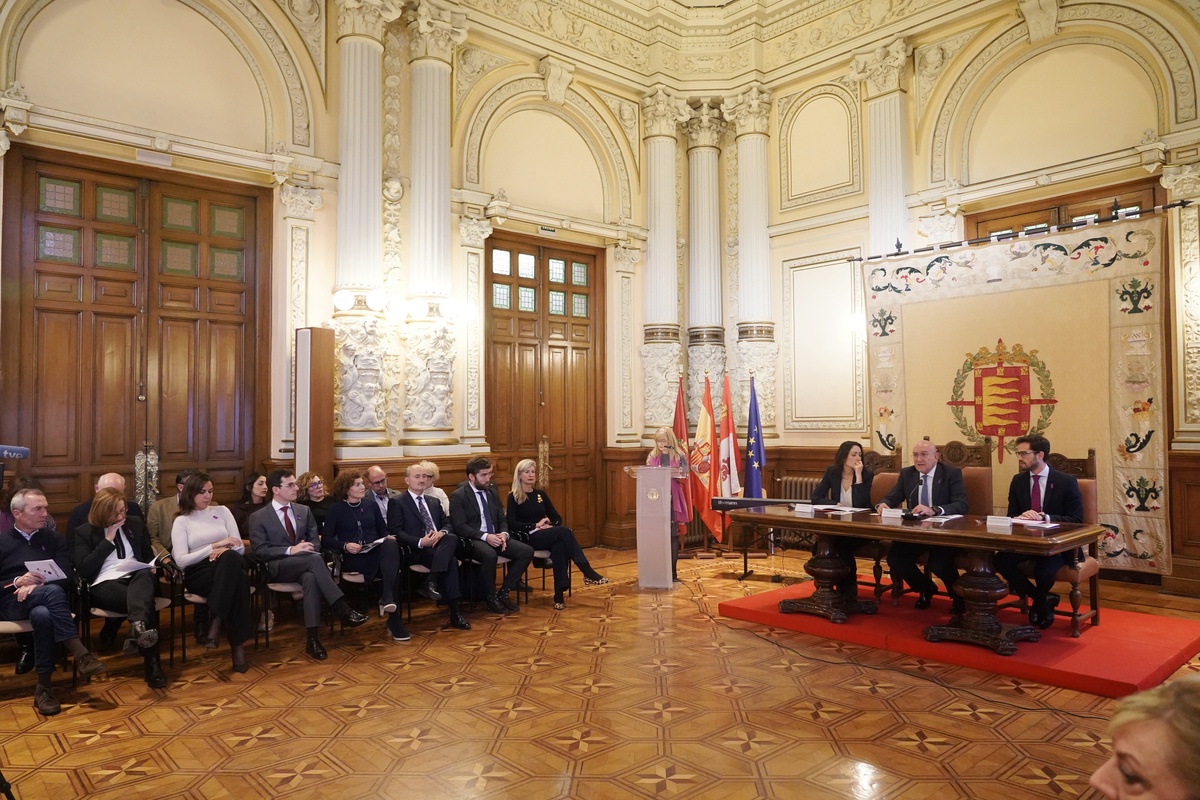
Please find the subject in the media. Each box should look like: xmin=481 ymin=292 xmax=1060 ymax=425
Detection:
xmin=646 ymin=426 xmax=689 ymax=582
xmin=1089 ymin=676 xmax=1200 ymax=800
xmin=419 ymin=460 xmax=450 ymax=517
xmin=506 ymin=459 xmax=607 ymax=610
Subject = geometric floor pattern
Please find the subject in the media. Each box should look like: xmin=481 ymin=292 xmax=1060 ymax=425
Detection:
xmin=1 ymin=548 xmax=1197 ymax=799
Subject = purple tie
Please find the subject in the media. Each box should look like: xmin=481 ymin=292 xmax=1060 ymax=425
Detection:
xmin=1031 ymin=475 xmax=1042 ymax=514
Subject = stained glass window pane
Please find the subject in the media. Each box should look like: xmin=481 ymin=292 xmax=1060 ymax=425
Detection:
xmin=161 ymin=241 xmax=198 ymax=276
xmin=38 ymin=178 xmax=82 ymax=216
xmin=95 ymin=233 xmax=136 ymax=270
xmin=37 ymin=225 xmax=81 ymax=264
xmin=162 ymin=197 xmax=198 ymax=232
xmin=518 ymin=253 xmax=536 ymax=279
xmin=548 ymin=258 xmax=566 ymax=283
xmin=572 ymin=293 xmax=588 ymax=317
xmin=492 ymin=284 xmax=511 ymax=309
xmin=572 ymin=261 xmax=588 ymax=286
xmin=549 ymin=291 xmax=566 ymax=316
xmin=96 ymin=187 xmax=135 ymax=224
xmin=210 ymin=247 xmax=245 ymax=281
xmin=492 ymin=250 xmax=511 ymax=275
xmin=518 ymin=286 xmax=535 ymax=312
xmin=210 ymin=205 xmax=244 ymax=238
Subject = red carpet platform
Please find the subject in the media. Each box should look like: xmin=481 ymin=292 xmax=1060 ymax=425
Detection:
xmin=718 ymin=580 xmax=1200 ymax=697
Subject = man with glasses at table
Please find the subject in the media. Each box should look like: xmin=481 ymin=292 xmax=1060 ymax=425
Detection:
xmin=994 ymin=434 xmax=1084 ymax=630
xmin=366 ymin=465 xmax=401 ymax=520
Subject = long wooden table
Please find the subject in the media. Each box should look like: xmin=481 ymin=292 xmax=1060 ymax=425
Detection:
xmin=728 ymin=506 xmax=1105 ymax=655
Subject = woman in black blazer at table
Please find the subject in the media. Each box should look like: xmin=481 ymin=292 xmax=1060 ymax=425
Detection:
xmin=810 ymin=441 xmax=874 ymax=598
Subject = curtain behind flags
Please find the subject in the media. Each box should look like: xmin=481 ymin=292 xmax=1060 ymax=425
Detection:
xmin=719 ymin=375 xmax=741 ymax=499
xmin=862 ymin=218 xmax=1167 ymax=574
xmin=743 ymin=377 xmax=766 ymax=499
xmin=691 ymin=377 xmax=722 ymax=541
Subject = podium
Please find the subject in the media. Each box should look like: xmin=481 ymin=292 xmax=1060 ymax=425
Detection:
xmin=623 ymin=465 xmax=683 ymax=589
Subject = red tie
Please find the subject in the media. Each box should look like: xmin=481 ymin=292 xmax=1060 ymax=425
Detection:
xmin=1031 ymin=475 xmax=1042 ymax=514
xmin=282 ymin=505 xmax=296 ymax=545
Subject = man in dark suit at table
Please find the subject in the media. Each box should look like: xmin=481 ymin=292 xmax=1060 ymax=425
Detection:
xmin=387 ymin=463 xmax=470 ymax=631
xmin=449 ymin=457 xmax=533 ymax=615
xmin=994 ymin=434 xmax=1084 ymax=630
xmin=876 ymin=439 xmax=970 ymax=613
xmin=249 ymin=470 xmax=367 ymax=660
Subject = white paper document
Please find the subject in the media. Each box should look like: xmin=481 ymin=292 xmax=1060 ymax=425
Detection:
xmin=356 ymin=536 xmax=390 ymax=554
xmin=1012 ymin=519 xmax=1059 ymax=529
xmin=814 ymin=505 xmax=869 ymax=513
xmin=25 ymin=559 xmax=68 ymax=582
xmin=928 ymin=514 xmax=963 ymax=521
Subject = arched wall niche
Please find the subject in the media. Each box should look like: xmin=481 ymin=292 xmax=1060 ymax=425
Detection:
xmin=461 ymin=74 xmax=634 ymax=225
xmin=928 ymin=4 xmax=1195 ymax=186
xmin=0 ymin=0 xmax=318 ymax=156
xmin=775 ymin=82 xmax=861 ymax=210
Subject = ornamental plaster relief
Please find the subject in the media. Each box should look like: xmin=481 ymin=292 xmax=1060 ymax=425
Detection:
xmin=642 ymin=88 xmax=690 ymax=138
xmin=684 ymin=100 xmax=725 ymax=149
xmin=848 ymin=38 xmax=911 ymax=98
xmin=273 ymin=0 xmax=325 ymax=90
xmin=932 ymin=6 xmax=1197 ymax=184
xmin=721 ymin=84 xmax=771 ymax=137
xmin=737 ymin=340 xmax=779 ymax=429
xmin=687 ymin=344 xmax=725 ymax=424
xmin=1018 ymin=0 xmax=1060 ymax=43
xmin=914 ymin=28 xmax=980 ymax=123
xmin=401 ymin=322 xmax=456 ymax=431
xmin=330 ymin=316 xmax=390 ymax=437
xmin=776 ymin=84 xmax=861 ymax=209
xmin=464 ymin=77 xmax=633 ymax=221
xmin=595 ymin=88 xmax=640 ymax=168
xmin=465 ymin=248 xmax=484 ymax=433
xmin=454 ymin=46 xmax=513 ymax=113
xmin=338 ymin=0 xmax=404 ymax=40
xmin=539 ymin=55 xmax=575 ymax=105
xmin=640 ymin=341 xmax=683 ymax=430
xmin=408 ymin=0 xmax=468 ymax=62
xmin=383 ymin=28 xmax=407 ymax=179
xmin=225 ymin=0 xmax=311 ymax=148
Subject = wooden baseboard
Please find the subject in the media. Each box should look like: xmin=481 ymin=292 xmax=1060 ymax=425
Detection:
xmin=1162 ymin=555 xmax=1200 ymax=597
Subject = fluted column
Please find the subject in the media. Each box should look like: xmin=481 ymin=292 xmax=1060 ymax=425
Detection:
xmin=331 ymin=0 xmax=402 ymax=448
xmin=640 ymin=88 xmax=690 ymax=433
xmin=401 ymin=0 xmax=466 ymax=447
xmin=849 ymin=38 xmax=913 ymax=256
xmin=685 ymin=99 xmax=726 ymax=421
xmin=723 ymin=85 xmax=778 ymax=433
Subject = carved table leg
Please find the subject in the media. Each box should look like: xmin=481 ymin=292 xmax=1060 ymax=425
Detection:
xmin=924 ymin=549 xmax=1039 ymax=655
xmin=780 ymin=533 xmax=877 ymax=623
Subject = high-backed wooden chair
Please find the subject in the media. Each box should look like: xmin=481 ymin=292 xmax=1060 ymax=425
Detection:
xmin=1011 ymin=449 xmax=1101 ymax=637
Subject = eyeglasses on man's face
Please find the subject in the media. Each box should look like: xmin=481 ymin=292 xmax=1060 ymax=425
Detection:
xmin=369 ymin=477 xmax=387 ymax=486
xmin=1015 ymin=450 xmax=1036 ymax=458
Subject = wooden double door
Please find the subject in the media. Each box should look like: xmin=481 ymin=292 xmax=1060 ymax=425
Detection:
xmin=485 ymin=233 xmax=604 ymax=546
xmin=0 ymin=147 xmax=270 ymax=516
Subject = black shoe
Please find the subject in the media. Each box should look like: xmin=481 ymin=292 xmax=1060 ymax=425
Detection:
xmin=449 ymin=611 xmax=472 ymax=630
xmin=1038 ymin=593 xmax=1060 ymax=630
xmin=342 ymin=609 xmax=368 ymax=629
xmin=14 ymin=647 xmax=33 ymax=676
xmin=144 ymin=658 xmax=167 ymax=689
xmin=1027 ymin=603 xmax=1043 ymax=628
xmin=497 ymin=589 xmax=520 ymax=612
xmin=75 ymin=652 xmax=106 ymax=679
xmin=34 ymin=684 xmax=61 ymax=716
xmin=484 ymin=595 xmax=510 ymax=615
xmin=514 ymin=581 xmax=533 ymax=594
xmin=130 ymin=620 xmax=159 ymax=650
xmin=194 ymin=615 xmax=209 ymax=645
xmin=914 ymin=591 xmax=933 ymax=611
xmin=305 ymin=638 xmax=328 ymax=660
xmin=532 ymin=556 xmax=553 ymax=570
xmin=950 ymin=597 xmax=966 ymax=616
xmin=416 ymin=581 xmax=443 ymax=603
xmin=387 ymin=615 xmax=411 ymax=642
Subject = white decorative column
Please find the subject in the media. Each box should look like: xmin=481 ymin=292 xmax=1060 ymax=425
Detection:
xmin=280 ymin=184 xmax=324 ymax=440
xmin=722 ymin=84 xmax=779 ymax=434
xmin=685 ymin=99 xmax=727 ymax=420
xmin=459 ymin=216 xmax=493 ymax=449
xmin=402 ymin=0 xmax=466 ymax=446
xmin=331 ymin=0 xmax=402 ymax=448
xmin=849 ymin=38 xmax=913 ymax=256
xmin=639 ymin=88 xmax=691 ymax=432
xmin=614 ymin=241 xmax=642 ymax=443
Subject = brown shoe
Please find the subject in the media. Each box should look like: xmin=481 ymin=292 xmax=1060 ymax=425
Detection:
xmin=75 ymin=652 xmax=106 ymax=679
xmin=34 ymin=683 xmax=61 ymax=716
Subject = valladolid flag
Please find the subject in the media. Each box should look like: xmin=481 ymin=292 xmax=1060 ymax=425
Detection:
xmin=691 ymin=376 xmax=722 ymax=541
xmin=671 ymin=378 xmax=693 ymax=524
xmin=743 ymin=377 xmax=766 ymax=499
xmin=719 ymin=374 xmax=741 ymax=500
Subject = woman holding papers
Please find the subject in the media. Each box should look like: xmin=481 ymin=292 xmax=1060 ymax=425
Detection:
xmin=811 ymin=441 xmax=875 ymax=599
xmin=172 ymin=472 xmax=253 ymax=672
xmin=322 ymin=471 xmax=400 ymax=617
xmin=73 ymin=487 xmax=167 ymax=688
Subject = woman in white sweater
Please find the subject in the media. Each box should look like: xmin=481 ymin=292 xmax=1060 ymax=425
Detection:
xmin=171 ymin=472 xmax=253 ymax=672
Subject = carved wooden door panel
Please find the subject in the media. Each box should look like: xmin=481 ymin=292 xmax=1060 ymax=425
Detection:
xmin=485 ymin=234 xmax=604 ymax=546
xmin=0 ymin=147 xmax=266 ymax=517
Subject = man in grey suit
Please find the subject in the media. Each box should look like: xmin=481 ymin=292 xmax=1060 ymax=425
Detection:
xmin=366 ymin=465 xmax=402 ymax=520
xmin=249 ymin=470 xmax=367 ymax=660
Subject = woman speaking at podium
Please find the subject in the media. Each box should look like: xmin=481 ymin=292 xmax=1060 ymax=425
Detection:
xmin=811 ymin=441 xmax=874 ymax=599
xmin=646 ymin=427 xmax=689 ymax=583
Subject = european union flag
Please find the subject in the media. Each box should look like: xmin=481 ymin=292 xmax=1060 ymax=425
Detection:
xmin=743 ymin=377 xmax=765 ymax=498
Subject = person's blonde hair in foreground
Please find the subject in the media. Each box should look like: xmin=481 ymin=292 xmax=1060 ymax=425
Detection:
xmin=1089 ymin=676 xmax=1200 ymax=800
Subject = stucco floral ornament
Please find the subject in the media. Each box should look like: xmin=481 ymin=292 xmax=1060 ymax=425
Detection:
xmin=946 ymin=339 xmax=1057 ymax=462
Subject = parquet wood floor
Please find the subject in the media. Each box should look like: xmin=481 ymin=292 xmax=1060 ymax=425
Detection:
xmin=1 ymin=549 xmax=1197 ymax=799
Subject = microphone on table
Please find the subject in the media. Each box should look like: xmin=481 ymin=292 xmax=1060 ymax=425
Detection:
xmin=903 ymin=474 xmax=926 ymax=520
